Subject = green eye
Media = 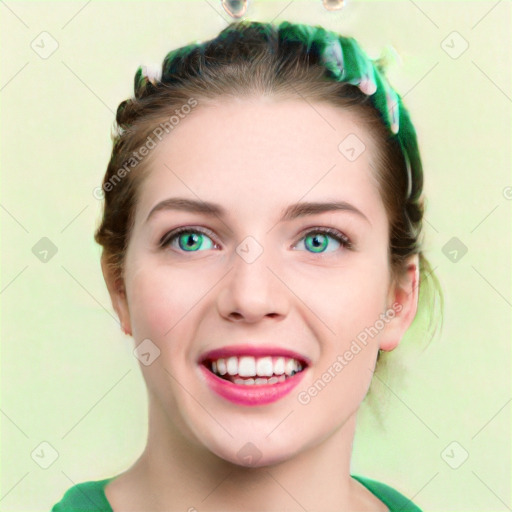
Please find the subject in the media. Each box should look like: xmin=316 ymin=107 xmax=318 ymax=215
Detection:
xmin=161 ymin=227 xmax=352 ymax=254
xmin=296 ymin=229 xmax=351 ymax=254
xmin=162 ymin=228 xmax=216 ymax=252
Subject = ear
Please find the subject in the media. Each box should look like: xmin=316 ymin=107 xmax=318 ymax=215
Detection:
xmin=379 ymin=254 xmax=420 ymax=351
xmin=101 ymin=255 xmax=132 ymax=336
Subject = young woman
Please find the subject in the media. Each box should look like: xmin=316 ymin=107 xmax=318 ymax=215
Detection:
xmin=52 ymin=20 xmax=441 ymax=512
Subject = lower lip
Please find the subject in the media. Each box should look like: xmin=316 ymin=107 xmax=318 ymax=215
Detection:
xmin=199 ymin=364 xmax=307 ymax=406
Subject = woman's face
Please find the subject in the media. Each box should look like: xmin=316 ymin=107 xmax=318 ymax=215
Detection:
xmin=106 ymin=96 xmax=417 ymax=467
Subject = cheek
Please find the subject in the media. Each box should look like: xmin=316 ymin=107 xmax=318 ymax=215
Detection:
xmin=127 ymin=261 xmax=213 ymax=352
xmin=127 ymin=265 xmax=180 ymax=336
xmin=290 ymin=254 xmax=390 ymax=341
xmin=129 ymin=274 xmax=173 ymax=339
xmin=126 ymin=264 xmax=205 ymax=413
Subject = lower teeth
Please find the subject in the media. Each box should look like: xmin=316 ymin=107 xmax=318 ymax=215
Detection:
xmin=214 ymin=371 xmax=300 ymax=385
xmin=233 ymin=376 xmax=282 ymax=385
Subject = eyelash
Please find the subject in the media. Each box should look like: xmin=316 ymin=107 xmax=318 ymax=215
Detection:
xmin=159 ymin=226 xmax=353 ymax=253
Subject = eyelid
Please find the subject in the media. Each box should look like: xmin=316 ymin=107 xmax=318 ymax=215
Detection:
xmin=295 ymin=225 xmax=352 ymax=246
xmin=159 ymin=225 xmax=353 ymax=251
xmin=159 ymin=225 xmax=220 ymax=247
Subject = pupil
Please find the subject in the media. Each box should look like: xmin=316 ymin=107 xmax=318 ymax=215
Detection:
xmin=308 ymin=234 xmax=326 ymax=252
xmin=181 ymin=233 xmax=200 ymax=250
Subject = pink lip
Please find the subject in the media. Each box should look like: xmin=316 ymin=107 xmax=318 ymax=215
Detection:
xmin=198 ymin=364 xmax=307 ymax=406
xmin=197 ymin=344 xmax=311 ymax=407
xmin=197 ymin=344 xmax=311 ymax=367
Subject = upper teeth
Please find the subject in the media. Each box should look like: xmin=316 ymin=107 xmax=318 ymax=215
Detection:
xmin=211 ymin=356 xmax=303 ymax=377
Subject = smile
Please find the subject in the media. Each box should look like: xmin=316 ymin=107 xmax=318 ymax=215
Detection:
xmin=198 ymin=345 xmax=310 ymax=406
xmin=209 ymin=355 xmax=303 ymax=385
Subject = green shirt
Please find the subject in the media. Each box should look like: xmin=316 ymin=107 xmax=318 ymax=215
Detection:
xmin=51 ymin=474 xmax=422 ymax=511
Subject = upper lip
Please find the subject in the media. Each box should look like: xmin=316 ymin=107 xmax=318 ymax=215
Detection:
xmin=198 ymin=344 xmax=311 ymax=367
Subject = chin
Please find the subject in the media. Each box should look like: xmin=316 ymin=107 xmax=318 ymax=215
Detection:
xmin=216 ymin=443 xmax=299 ymax=469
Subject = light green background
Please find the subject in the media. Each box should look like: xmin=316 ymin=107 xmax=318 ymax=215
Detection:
xmin=1 ymin=1 xmax=511 ymax=511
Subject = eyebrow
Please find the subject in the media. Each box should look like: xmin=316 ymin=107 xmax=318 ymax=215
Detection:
xmin=145 ymin=197 xmax=371 ymax=225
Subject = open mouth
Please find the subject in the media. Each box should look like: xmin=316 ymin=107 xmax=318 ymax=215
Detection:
xmin=201 ymin=355 xmax=307 ymax=386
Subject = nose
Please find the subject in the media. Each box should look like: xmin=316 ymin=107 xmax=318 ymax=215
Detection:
xmin=216 ymin=239 xmax=289 ymax=324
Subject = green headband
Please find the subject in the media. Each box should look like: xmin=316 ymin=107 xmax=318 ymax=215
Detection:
xmin=137 ymin=21 xmax=422 ymax=202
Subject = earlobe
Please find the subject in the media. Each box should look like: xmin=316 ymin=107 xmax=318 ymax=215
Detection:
xmin=100 ymin=256 xmax=132 ymax=336
xmin=379 ymin=255 xmax=420 ymax=352
xmin=114 ymin=288 xmax=132 ymax=336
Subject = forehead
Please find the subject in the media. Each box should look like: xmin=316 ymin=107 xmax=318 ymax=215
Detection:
xmin=135 ymin=96 xmax=384 ymax=225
